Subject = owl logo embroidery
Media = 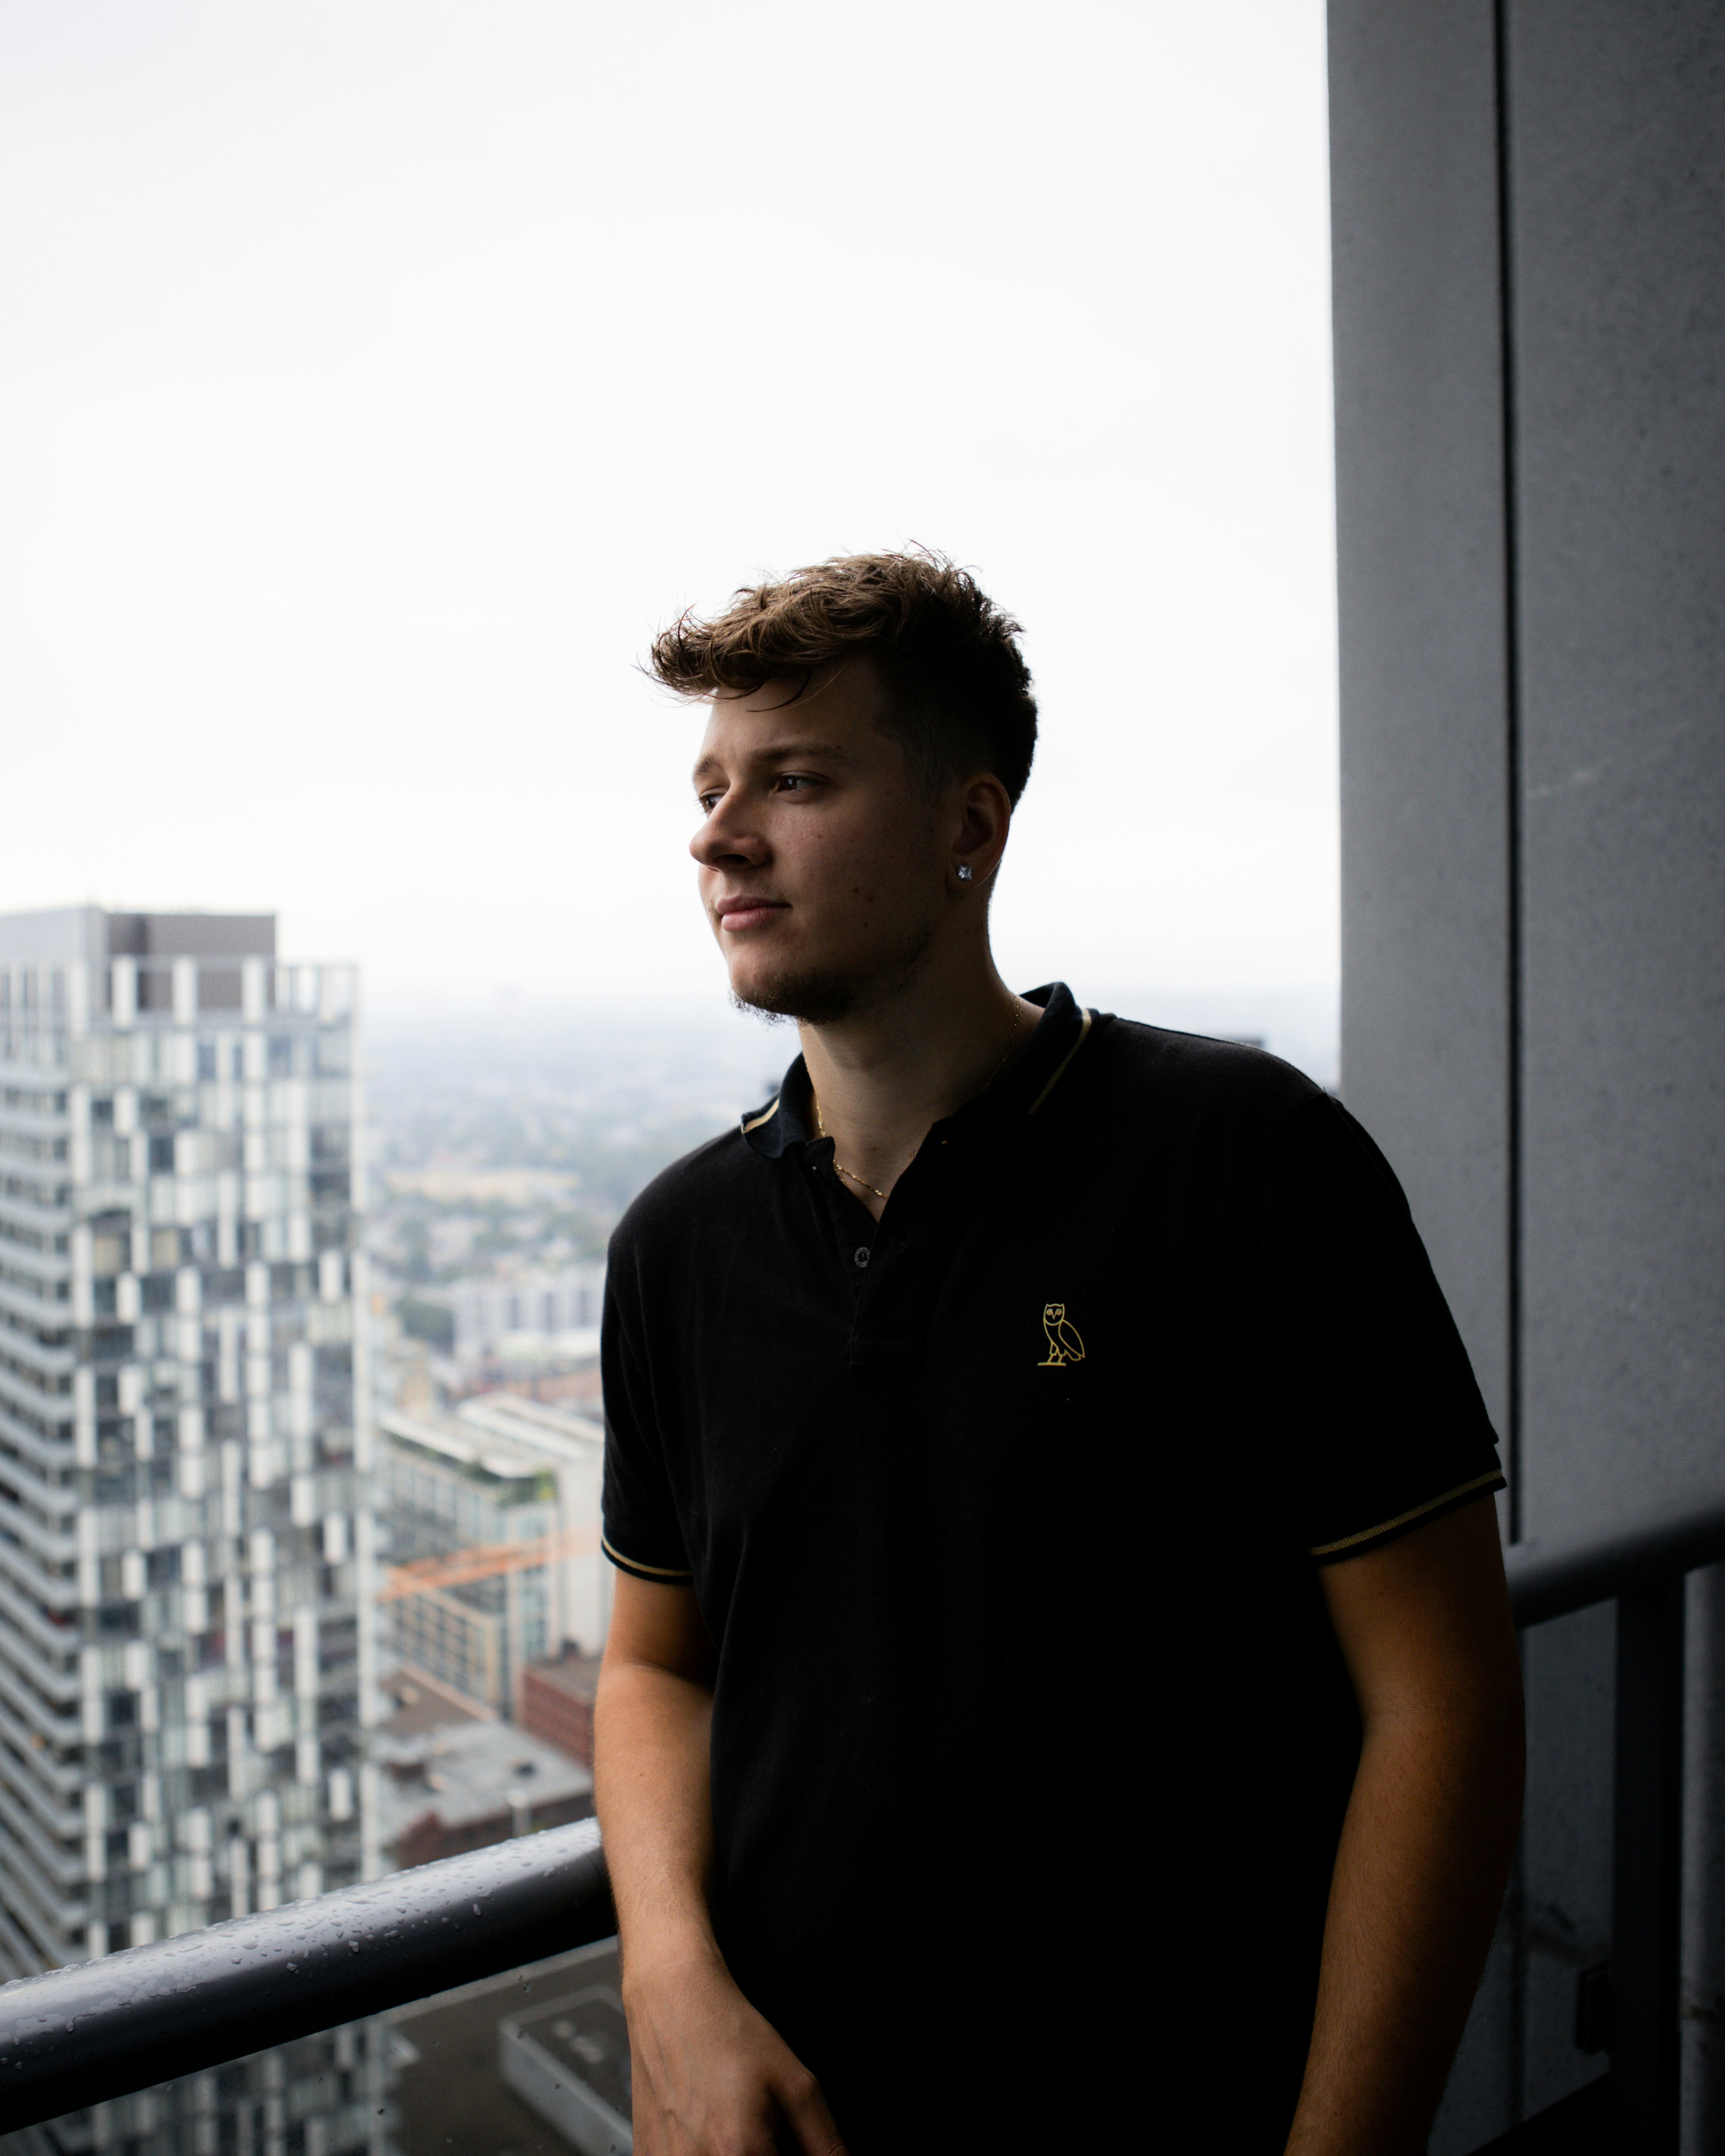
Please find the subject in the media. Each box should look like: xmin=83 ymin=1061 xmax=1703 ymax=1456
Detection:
xmin=1038 ymin=1301 xmax=1086 ymax=1368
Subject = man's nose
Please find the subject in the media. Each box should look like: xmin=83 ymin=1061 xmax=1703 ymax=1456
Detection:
xmin=690 ymin=801 xmax=766 ymax=870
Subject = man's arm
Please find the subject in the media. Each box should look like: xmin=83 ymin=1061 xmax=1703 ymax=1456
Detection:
xmin=594 ymin=1571 xmax=848 ymax=2156
xmin=1285 ymin=1498 xmax=1525 ymax=2156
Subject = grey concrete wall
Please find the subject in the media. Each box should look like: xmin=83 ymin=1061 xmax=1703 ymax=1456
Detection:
xmin=1330 ymin=2 xmax=1725 ymax=2147
xmin=1329 ymin=0 xmax=1514 ymax=1442
xmin=1509 ymin=0 xmax=1725 ymax=1540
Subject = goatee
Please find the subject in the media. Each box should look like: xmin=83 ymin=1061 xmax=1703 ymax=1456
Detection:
xmin=730 ymin=926 xmax=935 ymax=1028
xmin=730 ymin=970 xmax=867 ymax=1027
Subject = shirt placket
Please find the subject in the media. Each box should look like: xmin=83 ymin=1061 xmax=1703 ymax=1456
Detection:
xmin=804 ymin=1153 xmax=879 ymax=1311
xmin=833 ymin=1139 xmax=960 ymax=1368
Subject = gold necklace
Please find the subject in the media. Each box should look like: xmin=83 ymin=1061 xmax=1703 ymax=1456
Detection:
xmin=813 ymin=999 xmax=1024 ymax=1200
xmin=812 ymin=1093 xmax=889 ymax=1198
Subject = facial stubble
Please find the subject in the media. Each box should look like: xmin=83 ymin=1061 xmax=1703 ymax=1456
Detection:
xmin=729 ymin=914 xmax=939 ymax=1028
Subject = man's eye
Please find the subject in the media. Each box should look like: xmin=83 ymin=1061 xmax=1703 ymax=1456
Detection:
xmin=777 ymin=774 xmax=816 ymax=792
xmin=697 ymin=792 xmax=721 ymax=813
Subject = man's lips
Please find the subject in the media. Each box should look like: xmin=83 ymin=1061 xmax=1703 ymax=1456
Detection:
xmin=715 ymin=896 xmax=791 ymax=933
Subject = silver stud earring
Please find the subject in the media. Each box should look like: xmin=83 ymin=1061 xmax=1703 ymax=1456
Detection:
xmin=956 ymin=864 xmax=974 ymax=883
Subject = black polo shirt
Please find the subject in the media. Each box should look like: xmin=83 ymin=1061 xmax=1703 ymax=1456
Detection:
xmin=601 ymin=984 xmax=1503 ymax=2152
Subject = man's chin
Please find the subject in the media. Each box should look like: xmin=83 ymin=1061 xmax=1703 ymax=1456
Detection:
xmin=726 ymin=920 xmax=935 ymax=1027
xmin=729 ymin=966 xmax=862 ymax=1027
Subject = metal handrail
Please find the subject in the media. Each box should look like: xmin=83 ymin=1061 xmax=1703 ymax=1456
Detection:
xmin=0 ymin=1817 xmax=612 ymax=2135
xmin=1505 ymin=1487 xmax=1725 ymax=1629
xmin=1487 ymin=1487 xmax=1725 ymax=2156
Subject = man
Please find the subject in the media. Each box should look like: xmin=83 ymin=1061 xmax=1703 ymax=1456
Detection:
xmin=594 ymin=552 xmax=1524 ymax=2154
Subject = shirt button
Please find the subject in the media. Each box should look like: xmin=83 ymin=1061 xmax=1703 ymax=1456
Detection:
xmin=854 ymin=1247 xmax=870 ymax=1268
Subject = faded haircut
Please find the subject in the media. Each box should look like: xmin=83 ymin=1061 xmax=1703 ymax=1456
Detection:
xmin=648 ymin=549 xmax=1039 ymax=805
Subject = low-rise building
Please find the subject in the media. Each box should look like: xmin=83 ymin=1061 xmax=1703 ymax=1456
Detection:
xmin=518 ymin=1645 xmax=601 ymax=1768
xmin=377 ymin=1391 xmax=606 ymax=1718
xmin=374 ymin=1668 xmax=592 ymax=1869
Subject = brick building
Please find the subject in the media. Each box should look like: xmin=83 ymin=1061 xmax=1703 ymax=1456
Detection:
xmin=516 ymin=1645 xmax=601 ymax=1767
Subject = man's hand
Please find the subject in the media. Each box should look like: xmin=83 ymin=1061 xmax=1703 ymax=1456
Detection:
xmin=1285 ymin=1495 xmax=1525 ymax=2156
xmin=596 ymin=1571 xmax=849 ymax=2156
xmin=624 ymin=1950 xmax=848 ymax=2156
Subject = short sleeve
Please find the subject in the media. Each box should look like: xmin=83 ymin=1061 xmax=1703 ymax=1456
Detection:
xmin=1254 ymin=1093 xmax=1505 ymax=1564
xmin=600 ymin=1242 xmax=695 ymax=1586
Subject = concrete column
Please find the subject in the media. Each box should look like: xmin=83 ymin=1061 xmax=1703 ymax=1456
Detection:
xmin=1330 ymin=2 xmax=1725 ymax=2146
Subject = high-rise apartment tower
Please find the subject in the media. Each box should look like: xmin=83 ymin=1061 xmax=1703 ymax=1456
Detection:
xmin=0 ymin=908 xmax=377 ymax=1976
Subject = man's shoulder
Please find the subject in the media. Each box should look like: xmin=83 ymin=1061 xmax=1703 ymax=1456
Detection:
xmin=608 ymin=1119 xmax=772 ymax=1268
xmin=1083 ymin=1009 xmax=1327 ymax=1129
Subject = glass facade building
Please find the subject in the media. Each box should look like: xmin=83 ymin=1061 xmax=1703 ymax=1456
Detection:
xmin=0 ymin=908 xmax=378 ymax=1985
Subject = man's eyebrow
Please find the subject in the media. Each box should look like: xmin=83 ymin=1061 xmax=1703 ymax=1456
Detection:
xmin=691 ymin=740 xmax=852 ymax=785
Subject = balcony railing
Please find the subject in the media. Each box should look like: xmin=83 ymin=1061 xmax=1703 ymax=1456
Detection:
xmin=1479 ymin=1488 xmax=1725 ymax=2156
xmin=0 ymin=1817 xmax=612 ymax=2131
xmin=3 ymin=1491 xmax=1725 ymax=2149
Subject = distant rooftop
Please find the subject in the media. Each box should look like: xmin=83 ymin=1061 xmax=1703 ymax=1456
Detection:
xmin=375 ymin=1668 xmax=593 ymax=1861
xmin=379 ymin=1407 xmax=554 ymax=1492
xmin=522 ymin=1649 xmax=601 ymax=1709
xmin=454 ymin=1390 xmax=603 ymax=1455
xmin=0 ymin=905 xmax=275 ymax=964
xmin=379 ymin=1394 xmax=602 ymax=1488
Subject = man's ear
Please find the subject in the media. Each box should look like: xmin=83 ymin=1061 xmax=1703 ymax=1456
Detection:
xmin=951 ymin=774 xmax=1011 ymax=885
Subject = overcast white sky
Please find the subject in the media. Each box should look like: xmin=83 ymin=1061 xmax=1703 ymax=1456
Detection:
xmin=0 ymin=0 xmax=1335 ymax=1022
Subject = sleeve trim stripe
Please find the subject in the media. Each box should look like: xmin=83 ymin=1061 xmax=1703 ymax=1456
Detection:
xmin=1307 ymin=1469 xmax=1506 ymax=1559
xmin=1028 ymin=1008 xmax=1094 ymax=1116
xmin=601 ymin=1535 xmax=695 ymax=1582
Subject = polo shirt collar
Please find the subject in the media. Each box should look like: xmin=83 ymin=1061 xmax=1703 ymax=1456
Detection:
xmin=738 ymin=982 xmax=1092 ymax=1160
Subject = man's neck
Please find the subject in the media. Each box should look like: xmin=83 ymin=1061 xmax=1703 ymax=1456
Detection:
xmin=797 ymin=951 xmax=1042 ymax=1217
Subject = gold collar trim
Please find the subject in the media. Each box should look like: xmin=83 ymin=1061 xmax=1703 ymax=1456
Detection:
xmin=1027 ymin=1007 xmax=1094 ymax=1115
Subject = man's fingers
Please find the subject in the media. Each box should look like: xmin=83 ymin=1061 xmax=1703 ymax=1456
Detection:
xmin=775 ymin=2067 xmax=849 ymax=2156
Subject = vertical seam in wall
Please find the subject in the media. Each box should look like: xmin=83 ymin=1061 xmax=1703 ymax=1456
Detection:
xmin=1494 ymin=0 xmax=1528 ymax=2133
xmin=1495 ymin=0 xmax=1524 ymax=1550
